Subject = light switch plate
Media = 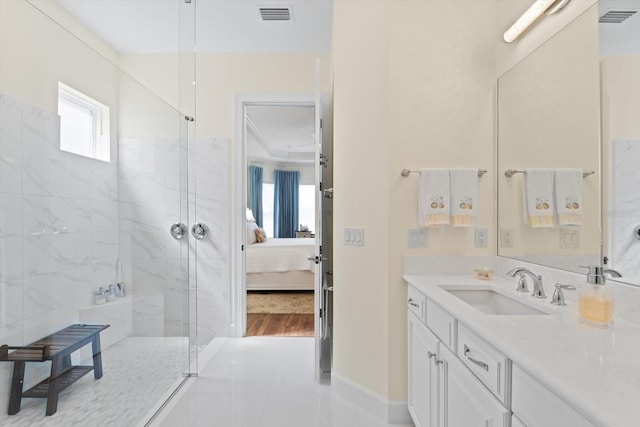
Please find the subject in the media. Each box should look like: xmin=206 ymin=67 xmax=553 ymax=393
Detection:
xmin=344 ymin=228 xmax=364 ymax=246
xmin=408 ymin=228 xmax=428 ymax=248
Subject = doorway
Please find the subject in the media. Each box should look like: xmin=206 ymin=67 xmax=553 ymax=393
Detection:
xmin=243 ymin=103 xmax=317 ymax=337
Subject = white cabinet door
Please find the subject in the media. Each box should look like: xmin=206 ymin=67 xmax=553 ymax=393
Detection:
xmin=408 ymin=311 xmax=439 ymax=427
xmin=438 ymin=344 xmax=510 ymax=427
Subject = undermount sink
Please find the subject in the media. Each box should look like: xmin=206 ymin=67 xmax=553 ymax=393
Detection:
xmin=440 ymin=286 xmax=551 ymax=316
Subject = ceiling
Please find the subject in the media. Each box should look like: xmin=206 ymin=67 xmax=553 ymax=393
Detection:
xmin=599 ymin=0 xmax=640 ymax=55
xmin=55 ymin=0 xmax=333 ymax=54
xmin=246 ymin=105 xmax=315 ymax=164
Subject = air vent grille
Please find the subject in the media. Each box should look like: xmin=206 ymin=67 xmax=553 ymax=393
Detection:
xmin=599 ymin=10 xmax=637 ymax=24
xmin=259 ymin=7 xmax=292 ymax=21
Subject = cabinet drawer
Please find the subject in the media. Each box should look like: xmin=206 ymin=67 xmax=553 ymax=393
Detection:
xmin=407 ymin=286 xmax=425 ymax=322
xmin=425 ymin=299 xmax=456 ymax=351
xmin=457 ymin=324 xmax=510 ymax=406
xmin=512 ymin=365 xmax=597 ymax=427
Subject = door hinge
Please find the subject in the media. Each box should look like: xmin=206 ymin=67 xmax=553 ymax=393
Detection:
xmin=319 ymin=308 xmax=323 ymax=318
xmin=241 ymin=244 xmax=244 ymax=251
xmin=319 ymin=182 xmax=323 ymax=191
xmin=320 ymin=118 xmax=323 ymax=129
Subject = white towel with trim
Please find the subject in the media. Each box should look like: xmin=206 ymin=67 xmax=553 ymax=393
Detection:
xmin=555 ymin=168 xmax=583 ymax=226
xmin=523 ymin=168 xmax=555 ymax=228
xmin=419 ymin=169 xmax=450 ymax=227
xmin=450 ymin=168 xmax=478 ymax=227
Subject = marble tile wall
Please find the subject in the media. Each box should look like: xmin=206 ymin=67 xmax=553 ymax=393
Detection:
xmin=192 ymin=138 xmax=231 ymax=344
xmin=119 ymin=136 xmax=230 ymax=342
xmin=610 ymin=140 xmax=640 ymax=285
xmin=0 ymin=93 xmax=120 ymax=420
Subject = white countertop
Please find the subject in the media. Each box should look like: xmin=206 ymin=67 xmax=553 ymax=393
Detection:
xmin=403 ymin=274 xmax=640 ymax=427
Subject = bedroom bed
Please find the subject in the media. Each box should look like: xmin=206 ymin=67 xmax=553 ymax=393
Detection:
xmin=245 ymin=238 xmax=316 ymax=291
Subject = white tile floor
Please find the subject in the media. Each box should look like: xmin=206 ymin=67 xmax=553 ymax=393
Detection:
xmin=154 ymin=337 xmax=414 ymax=427
xmin=0 ymin=337 xmax=187 ymax=427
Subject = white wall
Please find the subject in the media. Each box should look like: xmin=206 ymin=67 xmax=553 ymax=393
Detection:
xmin=333 ymin=0 xmax=497 ymax=408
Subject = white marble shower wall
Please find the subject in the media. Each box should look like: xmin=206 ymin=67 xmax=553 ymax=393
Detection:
xmin=191 ymin=137 xmax=231 ymax=344
xmin=610 ymin=139 xmax=640 ymax=285
xmin=119 ymin=136 xmax=230 ymax=341
xmin=0 ymin=93 xmax=120 ymax=415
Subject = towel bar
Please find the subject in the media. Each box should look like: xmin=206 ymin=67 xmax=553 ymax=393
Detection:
xmin=401 ymin=169 xmax=487 ymax=178
xmin=504 ymin=169 xmax=595 ymax=178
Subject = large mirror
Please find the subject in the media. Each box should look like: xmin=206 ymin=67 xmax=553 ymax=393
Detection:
xmin=600 ymin=0 xmax=640 ymax=286
xmin=497 ymin=4 xmax=602 ymax=274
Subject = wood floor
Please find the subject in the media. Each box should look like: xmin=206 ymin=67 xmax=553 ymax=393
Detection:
xmin=246 ymin=313 xmax=314 ymax=337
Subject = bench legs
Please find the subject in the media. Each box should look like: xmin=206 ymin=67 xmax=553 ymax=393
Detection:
xmin=45 ymin=357 xmax=65 ymax=416
xmin=92 ymin=334 xmax=103 ymax=379
xmin=8 ymin=361 xmax=25 ymax=415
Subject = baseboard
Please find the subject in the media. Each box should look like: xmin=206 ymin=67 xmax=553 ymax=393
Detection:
xmin=331 ymin=373 xmax=412 ymax=424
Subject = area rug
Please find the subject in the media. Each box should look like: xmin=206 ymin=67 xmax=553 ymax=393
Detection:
xmin=247 ymin=291 xmax=314 ymax=314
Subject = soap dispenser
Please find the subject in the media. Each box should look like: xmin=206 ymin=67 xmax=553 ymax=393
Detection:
xmin=578 ymin=265 xmax=622 ymax=328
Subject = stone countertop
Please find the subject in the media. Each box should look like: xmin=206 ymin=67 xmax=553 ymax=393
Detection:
xmin=403 ymin=274 xmax=640 ymax=427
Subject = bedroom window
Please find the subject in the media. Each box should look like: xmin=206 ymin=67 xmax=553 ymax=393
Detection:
xmin=262 ymin=183 xmax=275 ymax=237
xmin=261 ymin=183 xmax=316 ymax=237
xmin=58 ymin=82 xmax=110 ymax=162
xmin=298 ymin=184 xmax=316 ymax=233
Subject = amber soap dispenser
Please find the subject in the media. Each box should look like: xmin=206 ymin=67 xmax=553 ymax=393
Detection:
xmin=578 ymin=265 xmax=622 ymax=328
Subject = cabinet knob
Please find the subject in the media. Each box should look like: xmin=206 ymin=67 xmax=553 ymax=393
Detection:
xmin=433 ymin=357 xmax=443 ymax=366
xmin=408 ymin=298 xmax=420 ymax=308
xmin=427 ymin=351 xmax=436 ymax=359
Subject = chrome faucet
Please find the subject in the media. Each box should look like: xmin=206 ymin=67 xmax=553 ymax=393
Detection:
xmin=506 ymin=268 xmax=546 ymax=299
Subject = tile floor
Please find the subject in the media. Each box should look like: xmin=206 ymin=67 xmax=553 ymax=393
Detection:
xmin=154 ymin=337 xmax=414 ymax=427
xmin=0 ymin=337 xmax=187 ymax=427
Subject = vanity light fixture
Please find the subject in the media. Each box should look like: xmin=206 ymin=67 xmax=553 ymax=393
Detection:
xmin=503 ymin=0 xmax=572 ymax=43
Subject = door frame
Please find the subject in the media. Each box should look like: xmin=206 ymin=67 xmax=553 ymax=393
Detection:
xmin=231 ymin=93 xmax=328 ymax=337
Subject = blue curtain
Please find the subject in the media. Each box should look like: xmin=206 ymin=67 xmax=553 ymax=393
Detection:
xmin=248 ymin=166 xmax=263 ymax=227
xmin=274 ymin=170 xmax=299 ymax=238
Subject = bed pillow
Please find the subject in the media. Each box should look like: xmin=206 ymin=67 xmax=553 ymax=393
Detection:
xmin=246 ymin=220 xmax=258 ymax=244
xmin=255 ymin=227 xmax=267 ymax=243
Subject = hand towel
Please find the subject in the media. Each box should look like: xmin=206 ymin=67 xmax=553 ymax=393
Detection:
xmin=555 ymin=168 xmax=583 ymax=226
xmin=524 ymin=168 xmax=555 ymax=228
xmin=450 ymin=168 xmax=478 ymax=227
xmin=419 ymin=169 xmax=450 ymax=227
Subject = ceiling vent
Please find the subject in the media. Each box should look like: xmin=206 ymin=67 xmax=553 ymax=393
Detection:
xmin=258 ymin=7 xmax=293 ymax=21
xmin=599 ymin=10 xmax=637 ymax=24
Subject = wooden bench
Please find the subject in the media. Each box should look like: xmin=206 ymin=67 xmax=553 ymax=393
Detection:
xmin=0 ymin=324 xmax=109 ymax=416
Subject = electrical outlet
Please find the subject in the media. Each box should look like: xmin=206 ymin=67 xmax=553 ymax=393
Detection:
xmin=408 ymin=228 xmax=428 ymax=248
xmin=500 ymin=228 xmax=514 ymax=248
xmin=475 ymin=228 xmax=488 ymax=248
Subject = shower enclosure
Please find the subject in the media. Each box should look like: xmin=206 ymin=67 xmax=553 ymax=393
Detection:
xmin=0 ymin=0 xmax=202 ymax=424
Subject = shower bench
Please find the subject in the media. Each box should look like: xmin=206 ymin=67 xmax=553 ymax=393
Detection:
xmin=0 ymin=323 xmax=109 ymax=416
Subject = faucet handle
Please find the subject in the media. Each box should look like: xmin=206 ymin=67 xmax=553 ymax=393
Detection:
xmin=551 ymin=283 xmax=575 ymax=306
xmin=515 ymin=273 xmax=529 ymax=292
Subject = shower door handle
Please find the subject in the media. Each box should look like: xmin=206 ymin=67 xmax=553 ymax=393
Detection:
xmin=170 ymin=223 xmax=188 ymax=240
xmin=191 ymin=223 xmax=209 ymax=240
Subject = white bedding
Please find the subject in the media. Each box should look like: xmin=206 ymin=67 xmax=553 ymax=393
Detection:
xmin=246 ymin=238 xmax=315 ymax=273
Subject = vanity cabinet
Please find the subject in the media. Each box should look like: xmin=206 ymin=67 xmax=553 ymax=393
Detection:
xmin=439 ymin=344 xmax=510 ymax=427
xmin=408 ymin=286 xmax=509 ymax=427
xmin=408 ymin=311 xmax=439 ymax=427
xmin=511 ymin=365 xmax=597 ymax=427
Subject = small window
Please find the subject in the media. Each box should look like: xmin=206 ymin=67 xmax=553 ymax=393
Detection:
xmin=298 ymin=184 xmax=316 ymax=233
xmin=58 ymin=82 xmax=110 ymax=162
xmin=262 ymin=183 xmax=275 ymax=237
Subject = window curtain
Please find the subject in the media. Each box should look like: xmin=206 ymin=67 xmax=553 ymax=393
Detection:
xmin=248 ymin=165 xmax=263 ymax=227
xmin=274 ymin=170 xmax=299 ymax=238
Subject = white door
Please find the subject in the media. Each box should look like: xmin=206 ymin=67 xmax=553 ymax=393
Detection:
xmin=408 ymin=312 xmax=439 ymax=427
xmin=439 ymin=344 xmax=509 ymax=427
xmin=313 ymin=57 xmax=324 ymax=379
